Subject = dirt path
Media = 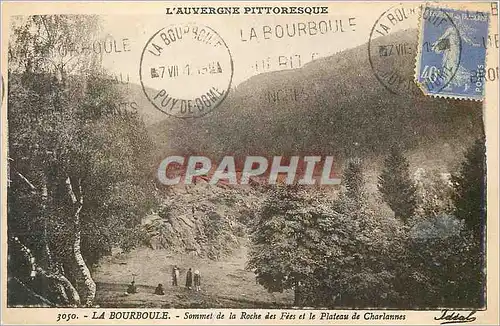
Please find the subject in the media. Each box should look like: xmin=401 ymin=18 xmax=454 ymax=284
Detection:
xmin=93 ymin=244 xmax=293 ymax=308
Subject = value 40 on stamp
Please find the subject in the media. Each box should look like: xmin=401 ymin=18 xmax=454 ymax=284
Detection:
xmin=140 ymin=23 xmax=234 ymax=118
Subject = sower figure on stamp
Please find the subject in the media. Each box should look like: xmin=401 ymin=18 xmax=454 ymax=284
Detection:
xmin=185 ymin=268 xmax=193 ymax=289
xmin=194 ymin=270 xmax=201 ymax=292
xmin=172 ymin=265 xmax=179 ymax=286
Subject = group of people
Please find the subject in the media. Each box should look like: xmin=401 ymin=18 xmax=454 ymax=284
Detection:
xmin=173 ymin=266 xmax=201 ymax=292
xmin=125 ymin=265 xmax=201 ymax=296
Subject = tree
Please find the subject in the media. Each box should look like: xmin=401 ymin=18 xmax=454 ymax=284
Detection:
xmin=378 ymin=147 xmax=417 ymax=221
xmin=316 ymin=159 xmax=405 ymax=307
xmin=451 ymin=138 xmax=486 ymax=242
xmin=247 ymin=185 xmax=322 ymax=306
xmin=247 ymin=165 xmax=404 ymax=308
xmin=450 ymin=138 xmax=486 ymax=307
xmin=7 ymin=15 xmax=157 ymax=307
xmin=342 ymin=159 xmax=364 ymax=204
xmin=397 ymin=138 xmax=487 ymax=309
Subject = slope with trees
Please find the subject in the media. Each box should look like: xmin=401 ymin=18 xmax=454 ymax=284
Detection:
xmin=247 ymin=140 xmax=487 ymax=308
xmin=247 ymin=160 xmax=404 ymax=307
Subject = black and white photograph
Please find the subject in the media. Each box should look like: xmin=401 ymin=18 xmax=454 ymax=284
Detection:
xmin=1 ymin=2 xmax=498 ymax=325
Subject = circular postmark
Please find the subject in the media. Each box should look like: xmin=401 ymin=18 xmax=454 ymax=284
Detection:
xmin=368 ymin=4 xmax=421 ymax=96
xmin=140 ymin=23 xmax=233 ymax=118
xmin=415 ymin=7 xmax=463 ymax=95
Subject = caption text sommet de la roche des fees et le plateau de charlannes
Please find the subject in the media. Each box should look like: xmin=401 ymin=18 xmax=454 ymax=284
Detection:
xmin=60 ymin=310 xmax=406 ymax=322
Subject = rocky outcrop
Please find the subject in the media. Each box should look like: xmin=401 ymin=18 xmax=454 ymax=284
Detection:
xmin=141 ymin=181 xmax=262 ymax=260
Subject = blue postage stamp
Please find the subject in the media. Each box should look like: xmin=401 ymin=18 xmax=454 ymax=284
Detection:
xmin=416 ymin=6 xmax=490 ymax=100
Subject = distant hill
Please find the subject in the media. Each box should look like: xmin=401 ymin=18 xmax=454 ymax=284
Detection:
xmin=142 ymin=29 xmax=483 ymax=170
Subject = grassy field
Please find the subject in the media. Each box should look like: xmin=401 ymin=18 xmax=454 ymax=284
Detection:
xmin=93 ymin=243 xmax=294 ymax=308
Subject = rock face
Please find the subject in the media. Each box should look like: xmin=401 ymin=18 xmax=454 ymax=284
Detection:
xmin=141 ymin=181 xmax=263 ymax=260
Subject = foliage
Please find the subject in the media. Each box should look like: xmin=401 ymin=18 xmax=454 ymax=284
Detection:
xmin=248 ymin=165 xmax=405 ymax=308
xmin=247 ymin=185 xmax=318 ymax=305
xmin=414 ymin=168 xmax=454 ymax=219
xmin=342 ymin=159 xmax=364 ymax=204
xmin=316 ymin=198 xmax=404 ymax=308
xmin=7 ymin=15 xmax=158 ymax=306
xmin=451 ymin=138 xmax=486 ymax=240
xmin=378 ymin=147 xmax=417 ymax=221
xmin=317 ymin=160 xmax=405 ymax=307
xmin=403 ymin=215 xmax=482 ymax=308
xmin=8 ymin=15 xmax=101 ymax=76
xmin=248 ymin=145 xmax=486 ymax=308
xmin=450 ymin=138 xmax=487 ymax=307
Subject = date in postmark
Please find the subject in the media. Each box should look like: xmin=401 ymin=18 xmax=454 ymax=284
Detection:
xmin=139 ymin=23 xmax=234 ymax=118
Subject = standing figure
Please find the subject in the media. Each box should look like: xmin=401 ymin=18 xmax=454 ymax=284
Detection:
xmin=172 ymin=265 xmax=179 ymax=286
xmin=185 ymin=268 xmax=193 ymax=289
xmin=193 ymin=270 xmax=201 ymax=292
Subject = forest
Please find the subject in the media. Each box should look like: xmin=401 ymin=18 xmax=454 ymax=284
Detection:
xmin=248 ymin=145 xmax=485 ymax=308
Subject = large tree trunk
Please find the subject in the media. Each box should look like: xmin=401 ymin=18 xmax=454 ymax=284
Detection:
xmin=73 ymin=221 xmax=96 ymax=306
xmin=12 ymin=171 xmax=80 ymax=306
xmin=36 ymin=267 xmax=81 ymax=306
xmin=12 ymin=235 xmax=80 ymax=306
xmin=66 ymin=177 xmax=96 ymax=307
xmin=294 ymin=281 xmax=302 ymax=307
xmin=42 ymin=180 xmax=78 ymax=306
xmin=41 ymin=183 xmax=55 ymax=270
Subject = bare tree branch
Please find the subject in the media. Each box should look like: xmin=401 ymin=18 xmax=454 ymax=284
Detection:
xmin=40 ymin=16 xmax=53 ymax=45
xmin=77 ymin=178 xmax=83 ymax=205
xmin=11 ymin=277 xmax=55 ymax=307
xmin=15 ymin=171 xmax=36 ymax=191
xmin=64 ymin=176 xmax=77 ymax=205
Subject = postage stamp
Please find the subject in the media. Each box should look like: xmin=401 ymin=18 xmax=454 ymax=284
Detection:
xmin=415 ymin=6 xmax=490 ymax=100
xmin=1 ymin=1 xmax=499 ymax=326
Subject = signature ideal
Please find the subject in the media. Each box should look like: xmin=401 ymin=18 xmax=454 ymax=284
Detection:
xmin=434 ymin=310 xmax=477 ymax=324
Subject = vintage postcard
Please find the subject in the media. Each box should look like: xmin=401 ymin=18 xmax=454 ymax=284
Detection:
xmin=1 ymin=1 xmax=499 ymax=325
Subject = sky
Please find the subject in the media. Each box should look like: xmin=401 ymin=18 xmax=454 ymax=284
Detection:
xmin=94 ymin=5 xmax=414 ymax=87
